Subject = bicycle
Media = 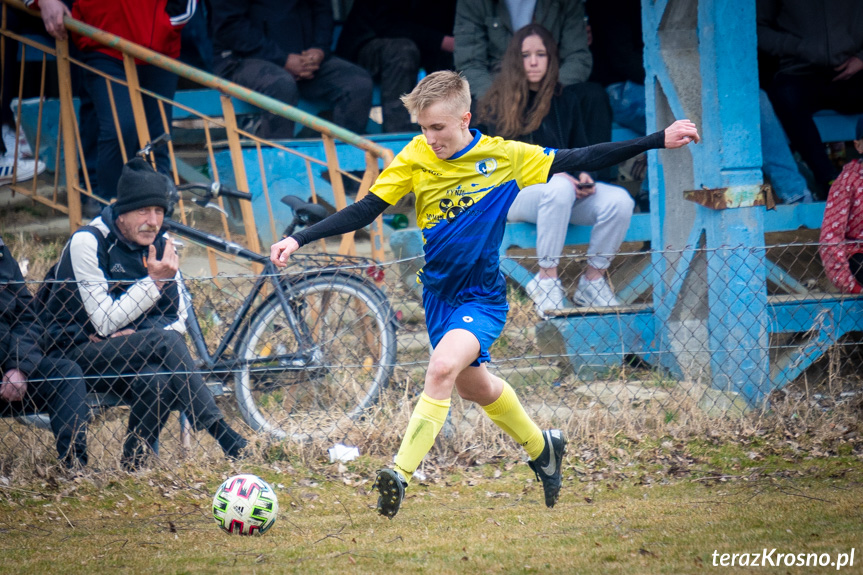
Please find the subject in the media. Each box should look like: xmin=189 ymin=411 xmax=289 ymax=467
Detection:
xmin=166 ymin=181 xmax=398 ymax=440
xmin=18 ymin=174 xmax=397 ymax=442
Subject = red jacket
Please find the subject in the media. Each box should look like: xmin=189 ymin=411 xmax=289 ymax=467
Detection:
xmin=819 ymin=159 xmax=863 ymax=294
xmin=27 ymin=0 xmax=195 ymax=59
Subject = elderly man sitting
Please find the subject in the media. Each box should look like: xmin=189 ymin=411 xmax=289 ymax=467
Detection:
xmin=43 ymin=158 xmax=247 ymax=470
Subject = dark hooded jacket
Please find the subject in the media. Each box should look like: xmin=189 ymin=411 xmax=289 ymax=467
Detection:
xmin=0 ymin=240 xmax=42 ymax=377
xmin=757 ymin=0 xmax=863 ymax=74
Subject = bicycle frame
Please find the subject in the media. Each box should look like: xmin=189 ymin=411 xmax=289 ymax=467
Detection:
xmin=164 ymin=219 xmax=320 ymax=379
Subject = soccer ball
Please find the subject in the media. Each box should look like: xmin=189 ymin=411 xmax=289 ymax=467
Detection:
xmin=212 ymin=474 xmax=279 ymax=535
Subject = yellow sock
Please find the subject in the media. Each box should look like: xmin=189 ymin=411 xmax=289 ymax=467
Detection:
xmin=482 ymin=382 xmax=545 ymax=460
xmin=393 ymin=393 xmax=451 ymax=485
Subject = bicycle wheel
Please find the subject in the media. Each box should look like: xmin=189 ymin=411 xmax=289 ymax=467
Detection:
xmin=234 ymin=271 xmax=397 ymax=439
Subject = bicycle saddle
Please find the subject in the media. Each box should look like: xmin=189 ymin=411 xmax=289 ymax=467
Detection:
xmin=280 ymin=195 xmax=329 ymax=225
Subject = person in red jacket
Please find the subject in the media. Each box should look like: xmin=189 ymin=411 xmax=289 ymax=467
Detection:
xmin=27 ymin=0 xmax=195 ymax=202
xmin=819 ymin=118 xmax=863 ymax=294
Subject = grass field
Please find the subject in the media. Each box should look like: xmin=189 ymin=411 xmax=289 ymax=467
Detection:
xmin=2 ymin=203 xmax=862 ymax=573
xmin=0 ymin=440 xmax=861 ymax=575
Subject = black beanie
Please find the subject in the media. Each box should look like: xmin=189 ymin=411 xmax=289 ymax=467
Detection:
xmin=114 ymin=158 xmax=172 ymax=215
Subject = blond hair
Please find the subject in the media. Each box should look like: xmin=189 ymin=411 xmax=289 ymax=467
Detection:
xmin=401 ymin=71 xmax=471 ymax=116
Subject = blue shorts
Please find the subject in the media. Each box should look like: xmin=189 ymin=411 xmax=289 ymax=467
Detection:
xmin=423 ymin=290 xmax=508 ymax=366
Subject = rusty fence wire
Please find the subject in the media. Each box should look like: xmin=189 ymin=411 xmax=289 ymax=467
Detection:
xmin=1 ymin=240 xmax=862 ymax=474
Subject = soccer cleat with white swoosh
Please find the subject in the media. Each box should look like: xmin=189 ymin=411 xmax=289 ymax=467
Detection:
xmin=527 ymin=429 xmax=566 ymax=508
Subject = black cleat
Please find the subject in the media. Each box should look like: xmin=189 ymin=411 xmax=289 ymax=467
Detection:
xmin=373 ymin=468 xmax=407 ymax=518
xmin=527 ymin=429 xmax=566 ymax=508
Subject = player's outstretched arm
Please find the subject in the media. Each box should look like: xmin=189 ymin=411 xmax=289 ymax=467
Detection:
xmin=549 ymin=119 xmax=700 ymax=175
xmin=270 ymin=193 xmax=391 ymax=267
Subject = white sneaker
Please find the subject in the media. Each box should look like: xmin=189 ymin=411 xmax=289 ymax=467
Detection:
xmin=572 ymin=276 xmax=621 ymax=307
xmin=525 ymin=275 xmax=566 ymax=315
xmin=0 ymin=154 xmax=46 ymax=184
xmin=2 ymin=124 xmax=32 ymax=158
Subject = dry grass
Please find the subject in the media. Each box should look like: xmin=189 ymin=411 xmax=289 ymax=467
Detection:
xmin=3 ymin=370 xmax=860 ymax=484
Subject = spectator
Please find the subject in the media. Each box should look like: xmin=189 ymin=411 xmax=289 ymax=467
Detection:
xmin=42 ymin=159 xmax=247 ymax=470
xmin=820 ymin=118 xmax=863 ymax=293
xmin=270 ymin=71 xmax=699 ymax=518
xmin=210 ymin=0 xmax=373 ymax=138
xmin=757 ymin=0 xmax=863 ymax=195
xmin=335 ymin=0 xmax=457 ymax=133
xmin=0 ymin=239 xmax=88 ymax=468
xmin=0 ymin=7 xmax=47 ymax=185
xmin=179 ymin=1 xmax=212 ymax=73
xmin=478 ymin=25 xmax=633 ymax=313
xmin=27 ymin=0 xmax=193 ymax=202
xmin=454 ymin=0 xmax=611 ymax=151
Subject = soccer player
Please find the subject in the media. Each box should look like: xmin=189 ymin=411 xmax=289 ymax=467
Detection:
xmin=270 ymin=71 xmax=699 ymax=518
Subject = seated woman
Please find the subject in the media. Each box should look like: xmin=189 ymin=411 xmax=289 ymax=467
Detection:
xmin=820 ymin=118 xmax=863 ymax=293
xmin=477 ymin=24 xmax=633 ymax=314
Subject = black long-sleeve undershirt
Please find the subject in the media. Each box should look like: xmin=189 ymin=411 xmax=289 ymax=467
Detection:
xmin=291 ymin=194 xmax=390 ymax=248
xmin=290 ymin=130 xmax=666 ymax=247
xmin=549 ymin=130 xmax=664 ymax=174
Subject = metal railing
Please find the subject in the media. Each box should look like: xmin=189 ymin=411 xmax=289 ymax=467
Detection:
xmin=1 ymin=0 xmax=394 ymax=269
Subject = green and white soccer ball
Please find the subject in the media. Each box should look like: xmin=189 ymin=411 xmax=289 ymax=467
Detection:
xmin=212 ymin=474 xmax=279 ymax=536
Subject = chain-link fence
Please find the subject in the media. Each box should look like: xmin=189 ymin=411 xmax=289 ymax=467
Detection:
xmin=1 ymin=240 xmax=861 ymax=475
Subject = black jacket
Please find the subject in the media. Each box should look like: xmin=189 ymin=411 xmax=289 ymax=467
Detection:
xmin=0 ymin=240 xmax=42 ymax=377
xmin=44 ymin=206 xmax=182 ymax=351
xmin=521 ymin=86 xmax=590 ymax=150
xmin=757 ymin=0 xmax=863 ymax=74
xmin=479 ymin=85 xmax=589 ymax=147
xmin=210 ymin=0 xmax=334 ymax=67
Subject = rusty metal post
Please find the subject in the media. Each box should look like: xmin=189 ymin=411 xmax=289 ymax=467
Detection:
xmin=55 ymin=38 xmax=81 ymax=231
xmin=121 ymin=54 xmax=153 ymax=157
xmin=220 ymin=94 xmax=262 ymax=264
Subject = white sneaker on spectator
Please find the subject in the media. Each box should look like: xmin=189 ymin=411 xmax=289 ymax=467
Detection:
xmin=573 ymin=275 xmax=621 ymax=307
xmin=0 ymin=154 xmax=46 ymax=185
xmin=526 ymin=274 xmax=566 ymax=316
xmin=2 ymin=124 xmax=32 ymax=158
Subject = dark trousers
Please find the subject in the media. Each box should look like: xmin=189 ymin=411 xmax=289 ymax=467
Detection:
xmin=0 ymin=357 xmax=89 ymax=464
xmin=768 ymin=69 xmax=863 ymax=190
xmin=214 ymin=55 xmax=373 ymax=138
xmin=82 ymin=53 xmax=178 ymax=200
xmin=357 ymin=38 xmax=421 ymax=133
xmin=64 ymin=329 xmax=222 ymax=455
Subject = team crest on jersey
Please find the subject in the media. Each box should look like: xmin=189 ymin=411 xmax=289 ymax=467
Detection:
xmin=475 ymin=158 xmax=497 ymax=177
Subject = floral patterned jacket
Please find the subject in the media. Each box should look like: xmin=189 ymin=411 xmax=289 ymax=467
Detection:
xmin=819 ymin=159 xmax=863 ymax=294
